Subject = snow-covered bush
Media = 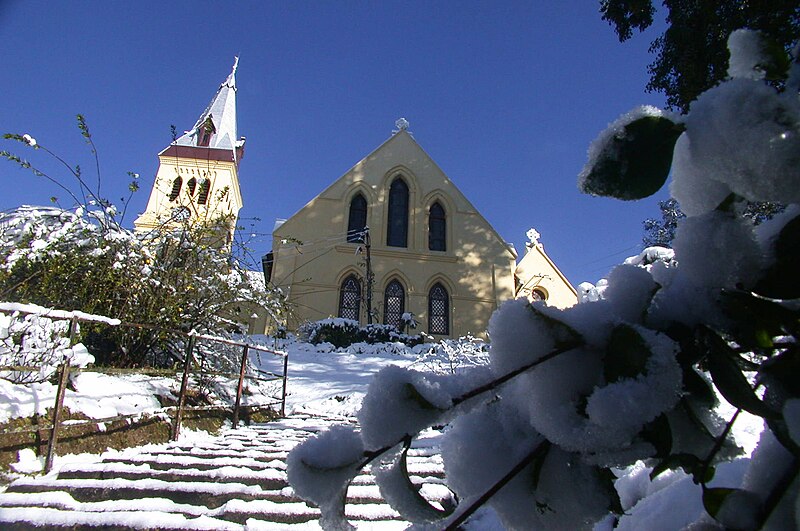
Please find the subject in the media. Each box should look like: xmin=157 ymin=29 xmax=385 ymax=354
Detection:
xmin=299 ymin=318 xmax=422 ymax=349
xmin=410 ymin=335 xmax=490 ymax=375
xmin=299 ymin=318 xmax=363 ymax=348
xmin=0 ymin=120 xmax=286 ymax=368
xmin=286 ymin=30 xmax=800 ymax=529
xmin=0 ymin=311 xmax=73 ymax=383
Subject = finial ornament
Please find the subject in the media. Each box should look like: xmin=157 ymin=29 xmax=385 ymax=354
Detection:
xmin=393 ymin=118 xmax=410 ymax=134
xmin=526 ymin=228 xmax=541 ymax=247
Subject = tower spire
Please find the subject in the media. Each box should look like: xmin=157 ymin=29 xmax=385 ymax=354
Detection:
xmin=135 ymin=59 xmax=245 ymax=247
xmin=173 ymin=57 xmax=243 ymax=157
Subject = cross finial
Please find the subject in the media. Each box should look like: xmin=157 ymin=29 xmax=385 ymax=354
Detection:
xmin=393 ymin=118 xmax=410 ymax=134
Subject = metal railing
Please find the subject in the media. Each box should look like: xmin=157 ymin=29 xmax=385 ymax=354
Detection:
xmin=0 ymin=305 xmax=288 ymax=473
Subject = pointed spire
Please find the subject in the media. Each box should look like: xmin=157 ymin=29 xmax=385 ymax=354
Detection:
xmin=224 ymin=56 xmax=238 ymax=90
xmin=174 ymin=57 xmax=242 ymax=153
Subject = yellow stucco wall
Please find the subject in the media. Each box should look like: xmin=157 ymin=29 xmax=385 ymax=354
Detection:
xmin=269 ymin=130 xmax=518 ymax=338
xmin=514 ymin=243 xmax=578 ymax=309
xmin=134 ymin=153 xmax=243 ymax=240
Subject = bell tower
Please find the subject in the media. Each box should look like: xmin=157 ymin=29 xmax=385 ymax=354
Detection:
xmin=134 ymin=58 xmax=246 ymax=247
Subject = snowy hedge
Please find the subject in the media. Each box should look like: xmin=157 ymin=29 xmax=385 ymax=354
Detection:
xmin=288 ymin=30 xmax=800 ymax=530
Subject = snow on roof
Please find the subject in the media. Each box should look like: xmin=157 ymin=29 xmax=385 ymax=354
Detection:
xmin=175 ymin=58 xmax=240 ymax=152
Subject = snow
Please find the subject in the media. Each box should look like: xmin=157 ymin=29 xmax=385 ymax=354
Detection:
xmin=727 ymin=29 xmax=770 ymax=81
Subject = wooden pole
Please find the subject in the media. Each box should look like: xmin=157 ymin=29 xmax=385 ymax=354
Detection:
xmin=44 ymin=317 xmax=79 ymax=473
xmin=232 ymin=344 xmax=249 ymax=428
xmin=44 ymin=360 xmax=70 ymax=473
xmin=171 ymin=334 xmax=196 ymax=441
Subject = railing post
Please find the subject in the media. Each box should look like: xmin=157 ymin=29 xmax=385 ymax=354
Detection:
xmin=280 ymin=353 xmax=289 ymax=417
xmin=232 ymin=344 xmax=249 ymax=428
xmin=44 ymin=360 xmax=70 ymax=473
xmin=171 ymin=334 xmax=196 ymax=441
xmin=67 ymin=316 xmax=79 ymax=345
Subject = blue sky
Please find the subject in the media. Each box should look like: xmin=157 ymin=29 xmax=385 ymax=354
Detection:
xmin=1 ymin=1 xmax=669 ymax=287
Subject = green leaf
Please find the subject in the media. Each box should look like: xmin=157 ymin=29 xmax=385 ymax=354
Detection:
xmin=720 ymin=290 xmax=800 ymax=345
xmin=604 ymin=324 xmax=651 ymax=383
xmin=640 ymin=414 xmax=672 ymax=458
xmin=649 ymin=453 xmax=705 ymax=481
xmin=754 ymin=214 xmax=800 ymax=299
xmin=701 ymin=327 xmax=779 ymax=419
xmin=682 ymin=367 xmax=717 ymax=406
xmin=581 ymin=114 xmax=685 ymax=200
xmin=702 ymin=487 xmax=737 ymax=519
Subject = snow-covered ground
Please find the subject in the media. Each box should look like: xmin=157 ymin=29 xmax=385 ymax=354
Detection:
xmin=0 ymin=331 xmax=766 ymax=530
xmin=0 ymin=336 xmax=484 ymax=474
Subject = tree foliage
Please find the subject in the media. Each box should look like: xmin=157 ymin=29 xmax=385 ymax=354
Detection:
xmin=600 ymin=0 xmax=800 ymax=111
xmin=642 ymin=197 xmax=684 ymax=247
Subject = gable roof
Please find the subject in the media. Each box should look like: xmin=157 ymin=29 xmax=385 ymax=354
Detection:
xmin=275 ymin=128 xmax=517 ymax=260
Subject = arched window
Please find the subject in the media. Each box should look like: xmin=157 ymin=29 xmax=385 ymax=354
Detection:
xmin=387 ymin=178 xmax=409 ymax=248
xmin=531 ymin=288 xmax=547 ymax=302
xmin=338 ymin=275 xmax=362 ymax=321
xmin=198 ymin=179 xmax=211 ymax=205
xmin=428 ymin=283 xmax=449 ymax=335
xmin=347 ymin=193 xmax=367 ymax=243
xmin=383 ymin=279 xmax=405 ymax=328
xmin=168 ymin=177 xmax=182 ymax=201
xmin=187 ymin=177 xmax=197 ymax=196
xmin=428 ymin=201 xmax=446 ymax=251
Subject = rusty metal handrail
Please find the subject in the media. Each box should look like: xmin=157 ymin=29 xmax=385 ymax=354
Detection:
xmin=0 ymin=305 xmax=289 ymax=472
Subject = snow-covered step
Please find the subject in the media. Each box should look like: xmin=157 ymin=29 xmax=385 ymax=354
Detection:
xmin=0 ymin=414 xmax=447 ymax=529
xmin=55 ymin=461 xmax=288 ymax=489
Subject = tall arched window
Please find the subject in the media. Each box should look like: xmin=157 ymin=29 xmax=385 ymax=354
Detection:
xmin=428 ymin=201 xmax=446 ymax=251
xmin=383 ymin=279 xmax=405 ymax=328
xmin=187 ymin=177 xmax=197 ymax=196
xmin=428 ymin=283 xmax=449 ymax=335
xmin=347 ymin=193 xmax=367 ymax=243
xmin=338 ymin=275 xmax=362 ymax=321
xmin=198 ymin=179 xmax=211 ymax=205
xmin=387 ymin=178 xmax=409 ymax=248
xmin=168 ymin=177 xmax=182 ymax=201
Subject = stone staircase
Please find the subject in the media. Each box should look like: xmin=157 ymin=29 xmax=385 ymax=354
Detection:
xmin=0 ymin=414 xmax=448 ymax=530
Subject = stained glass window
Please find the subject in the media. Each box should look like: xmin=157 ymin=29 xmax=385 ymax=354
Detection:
xmin=347 ymin=193 xmax=367 ymax=243
xmin=429 ymin=201 xmax=446 ymax=251
xmin=429 ymin=283 xmax=449 ymax=335
xmin=387 ymin=178 xmax=408 ymax=247
xmin=338 ymin=275 xmax=361 ymax=321
xmin=383 ymin=279 xmax=405 ymax=328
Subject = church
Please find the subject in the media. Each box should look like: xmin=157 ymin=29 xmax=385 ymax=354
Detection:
xmin=135 ymin=61 xmax=577 ymax=338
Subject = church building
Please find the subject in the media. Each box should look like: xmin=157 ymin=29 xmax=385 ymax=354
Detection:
xmin=134 ymin=59 xmax=246 ymax=247
xmin=267 ymin=120 xmax=577 ymax=338
xmin=135 ymin=62 xmax=577 ymax=338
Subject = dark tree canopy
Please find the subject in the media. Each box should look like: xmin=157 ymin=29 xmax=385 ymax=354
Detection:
xmin=600 ymin=0 xmax=800 ymax=111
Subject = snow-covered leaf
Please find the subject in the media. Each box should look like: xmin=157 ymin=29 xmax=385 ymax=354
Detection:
xmin=373 ymin=441 xmax=454 ymax=523
xmin=579 ymin=108 xmax=684 ymax=201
